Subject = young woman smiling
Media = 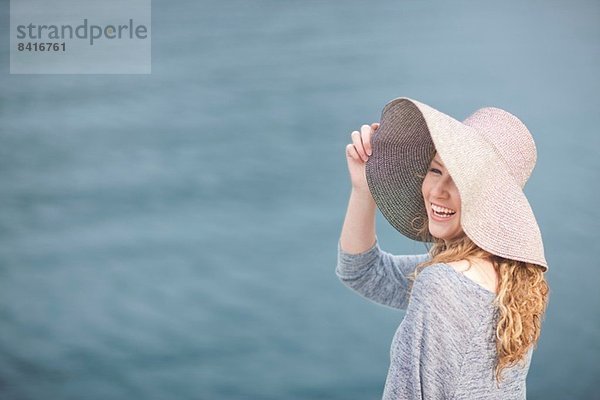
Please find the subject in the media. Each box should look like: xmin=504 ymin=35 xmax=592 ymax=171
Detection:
xmin=337 ymin=97 xmax=549 ymax=400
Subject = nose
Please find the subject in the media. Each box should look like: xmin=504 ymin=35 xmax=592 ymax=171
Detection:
xmin=431 ymin=176 xmax=450 ymax=197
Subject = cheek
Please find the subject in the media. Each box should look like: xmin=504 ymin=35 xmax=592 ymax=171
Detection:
xmin=421 ymin=177 xmax=430 ymax=193
xmin=452 ymin=189 xmax=462 ymax=212
xmin=421 ymin=183 xmax=430 ymax=202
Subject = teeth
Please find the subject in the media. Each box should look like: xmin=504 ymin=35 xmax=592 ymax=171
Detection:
xmin=431 ymin=203 xmax=455 ymax=214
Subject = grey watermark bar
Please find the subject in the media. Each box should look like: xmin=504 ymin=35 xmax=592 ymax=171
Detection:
xmin=10 ymin=0 xmax=151 ymax=74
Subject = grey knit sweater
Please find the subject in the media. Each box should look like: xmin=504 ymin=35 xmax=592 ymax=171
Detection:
xmin=336 ymin=238 xmax=533 ymax=400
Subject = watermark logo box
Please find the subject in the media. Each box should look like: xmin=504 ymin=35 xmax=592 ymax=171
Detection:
xmin=10 ymin=0 xmax=151 ymax=74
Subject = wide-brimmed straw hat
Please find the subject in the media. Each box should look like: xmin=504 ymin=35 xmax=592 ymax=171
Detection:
xmin=365 ymin=97 xmax=548 ymax=271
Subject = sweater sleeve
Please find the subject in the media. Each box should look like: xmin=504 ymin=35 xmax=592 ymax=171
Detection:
xmin=335 ymin=237 xmax=431 ymax=310
xmin=382 ymin=265 xmax=474 ymax=399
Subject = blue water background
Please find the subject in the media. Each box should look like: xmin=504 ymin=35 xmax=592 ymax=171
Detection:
xmin=1 ymin=1 xmax=599 ymax=399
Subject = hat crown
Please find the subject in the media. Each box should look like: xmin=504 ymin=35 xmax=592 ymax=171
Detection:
xmin=462 ymin=107 xmax=537 ymax=188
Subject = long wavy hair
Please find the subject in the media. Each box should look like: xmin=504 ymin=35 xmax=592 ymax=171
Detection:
xmin=408 ymin=210 xmax=550 ymax=385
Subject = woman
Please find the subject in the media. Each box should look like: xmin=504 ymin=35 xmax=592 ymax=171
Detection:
xmin=336 ymin=97 xmax=550 ymax=399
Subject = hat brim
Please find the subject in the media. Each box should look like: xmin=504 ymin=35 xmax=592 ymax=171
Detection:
xmin=365 ymin=97 xmax=548 ymax=271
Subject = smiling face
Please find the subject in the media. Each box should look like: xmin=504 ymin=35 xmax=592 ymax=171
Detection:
xmin=421 ymin=152 xmax=464 ymax=244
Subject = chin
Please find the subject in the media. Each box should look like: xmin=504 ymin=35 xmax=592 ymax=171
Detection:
xmin=428 ymin=225 xmax=463 ymax=243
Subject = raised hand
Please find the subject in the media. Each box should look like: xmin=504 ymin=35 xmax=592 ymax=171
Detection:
xmin=345 ymin=122 xmax=380 ymax=193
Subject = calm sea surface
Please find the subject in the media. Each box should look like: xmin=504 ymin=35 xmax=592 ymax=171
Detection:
xmin=1 ymin=1 xmax=598 ymax=399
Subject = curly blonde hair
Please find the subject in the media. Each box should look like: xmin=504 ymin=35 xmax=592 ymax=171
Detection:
xmin=408 ymin=213 xmax=550 ymax=385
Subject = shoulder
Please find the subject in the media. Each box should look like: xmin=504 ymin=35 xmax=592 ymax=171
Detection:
xmin=407 ymin=265 xmax=482 ymax=340
xmin=410 ymin=264 xmax=495 ymax=324
xmin=410 ymin=264 xmax=484 ymax=314
xmin=445 ymin=259 xmax=499 ymax=295
xmin=413 ymin=263 xmax=455 ymax=290
xmin=410 ymin=264 xmax=462 ymax=306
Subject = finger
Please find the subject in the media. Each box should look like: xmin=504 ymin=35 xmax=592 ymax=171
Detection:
xmin=361 ymin=124 xmax=373 ymax=156
xmin=346 ymin=143 xmax=360 ymax=161
xmin=351 ymin=130 xmax=368 ymax=162
xmin=371 ymin=122 xmax=380 ymax=131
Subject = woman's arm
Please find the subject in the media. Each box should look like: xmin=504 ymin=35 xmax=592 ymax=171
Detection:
xmin=336 ymin=235 xmax=430 ymax=310
xmin=339 ymin=123 xmax=379 ymax=253
xmin=339 ymin=187 xmax=377 ymax=254
xmin=336 ymin=123 xmax=429 ymax=309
